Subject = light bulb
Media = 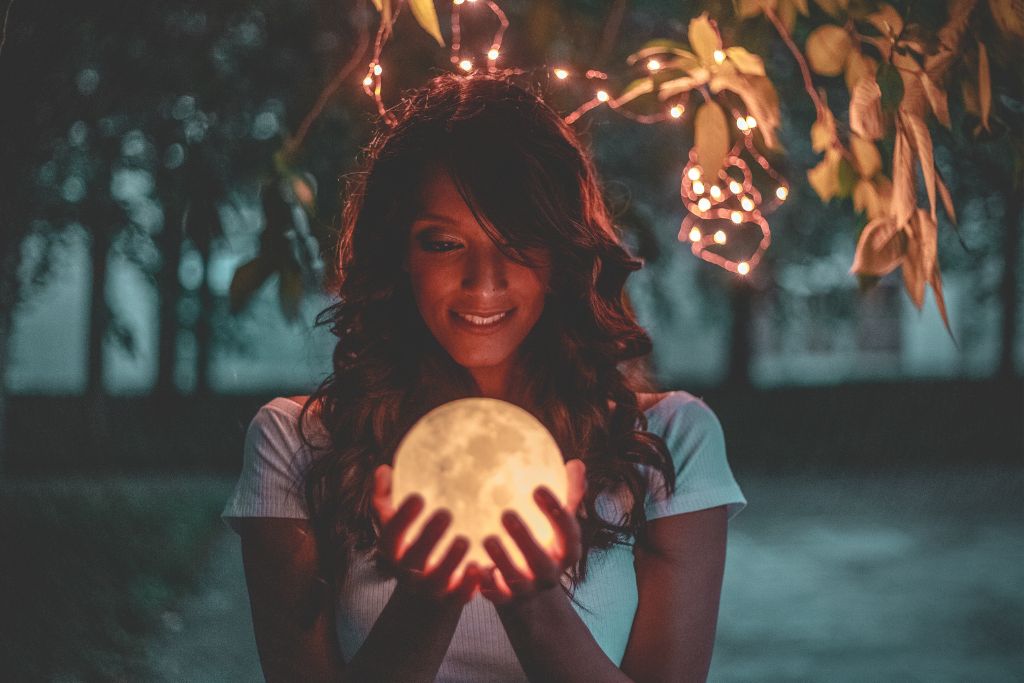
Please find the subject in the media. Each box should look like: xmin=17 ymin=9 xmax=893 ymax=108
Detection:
xmin=737 ymin=261 xmax=750 ymax=275
xmin=596 ymin=90 xmax=610 ymax=102
xmin=689 ymin=226 xmax=702 ymax=242
xmin=776 ymin=186 xmax=788 ymax=200
xmin=714 ymin=230 xmax=727 ymax=244
xmin=693 ymin=180 xmax=705 ymax=195
xmin=687 ymin=167 xmax=702 ymax=181
xmin=740 ymin=196 xmax=755 ymax=211
xmin=488 ymin=49 xmax=500 ymax=60
xmin=736 ymin=117 xmax=749 ymax=132
xmin=730 ymin=211 xmax=742 ymax=224
xmin=670 ymin=105 xmax=684 ymax=118
xmin=698 ymin=197 xmax=712 ymax=212
xmin=554 ymin=68 xmax=569 ymax=80
xmin=713 ymin=50 xmax=726 ymax=65
xmin=647 ymin=59 xmax=661 ymax=71
xmin=729 ymin=180 xmax=743 ymax=194
xmin=373 ymin=64 xmax=383 ymax=76
xmin=710 ymin=185 xmax=722 ymax=199
xmin=362 ymin=76 xmax=373 ymax=86
xmin=745 ymin=115 xmax=757 ymax=129
xmin=459 ymin=59 xmax=473 ymax=72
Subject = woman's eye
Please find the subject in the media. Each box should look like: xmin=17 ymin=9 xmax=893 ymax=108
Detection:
xmin=422 ymin=240 xmax=461 ymax=253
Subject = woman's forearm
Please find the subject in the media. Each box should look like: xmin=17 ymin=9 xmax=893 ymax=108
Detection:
xmin=344 ymin=584 xmax=464 ymax=682
xmin=496 ymin=588 xmax=633 ymax=683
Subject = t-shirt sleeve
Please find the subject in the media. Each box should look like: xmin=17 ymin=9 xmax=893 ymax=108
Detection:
xmin=221 ymin=401 xmax=313 ymax=533
xmin=644 ymin=393 xmax=747 ymax=522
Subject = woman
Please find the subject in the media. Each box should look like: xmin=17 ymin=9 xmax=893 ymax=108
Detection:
xmin=223 ymin=73 xmax=746 ymax=682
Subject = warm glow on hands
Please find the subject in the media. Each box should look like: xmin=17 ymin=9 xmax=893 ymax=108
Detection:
xmin=479 ymin=459 xmax=586 ymax=605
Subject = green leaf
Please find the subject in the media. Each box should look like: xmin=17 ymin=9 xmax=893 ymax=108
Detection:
xmin=409 ymin=0 xmax=444 ymax=47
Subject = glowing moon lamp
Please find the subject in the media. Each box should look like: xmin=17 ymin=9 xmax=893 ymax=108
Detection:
xmin=391 ymin=398 xmax=568 ymax=583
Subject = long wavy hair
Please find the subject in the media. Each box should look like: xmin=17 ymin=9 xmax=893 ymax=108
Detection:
xmin=295 ymin=73 xmax=676 ymax=604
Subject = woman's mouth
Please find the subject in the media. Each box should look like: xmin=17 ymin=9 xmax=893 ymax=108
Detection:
xmin=450 ymin=308 xmax=515 ymax=332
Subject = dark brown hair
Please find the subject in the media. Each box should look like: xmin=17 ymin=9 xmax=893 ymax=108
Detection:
xmin=296 ymin=73 xmax=676 ymax=604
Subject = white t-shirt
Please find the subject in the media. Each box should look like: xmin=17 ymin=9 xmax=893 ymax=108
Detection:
xmin=222 ymin=391 xmax=747 ymax=682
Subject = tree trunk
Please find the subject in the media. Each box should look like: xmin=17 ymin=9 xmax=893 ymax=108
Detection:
xmin=194 ymin=239 xmax=214 ymax=396
xmin=726 ymin=279 xmax=753 ymax=388
xmin=0 ymin=247 xmax=17 ymax=476
xmin=86 ymin=223 xmax=111 ymax=449
xmin=155 ymin=199 xmax=184 ymax=397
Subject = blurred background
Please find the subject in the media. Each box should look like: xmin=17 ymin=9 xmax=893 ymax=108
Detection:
xmin=0 ymin=0 xmax=1020 ymax=680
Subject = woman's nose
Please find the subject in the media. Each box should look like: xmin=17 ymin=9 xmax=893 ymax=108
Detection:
xmin=461 ymin=248 xmax=509 ymax=293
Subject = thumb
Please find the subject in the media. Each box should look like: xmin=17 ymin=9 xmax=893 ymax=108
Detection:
xmin=565 ymin=459 xmax=587 ymax=514
xmin=372 ymin=464 xmax=395 ymax=525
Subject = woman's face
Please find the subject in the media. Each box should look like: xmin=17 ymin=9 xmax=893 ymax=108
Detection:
xmin=406 ymin=167 xmax=552 ymax=390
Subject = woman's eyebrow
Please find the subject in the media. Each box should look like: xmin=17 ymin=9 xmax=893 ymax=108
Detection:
xmin=411 ymin=212 xmax=456 ymax=225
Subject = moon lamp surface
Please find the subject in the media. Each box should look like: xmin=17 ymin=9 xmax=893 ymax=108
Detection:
xmin=391 ymin=397 xmax=568 ymax=582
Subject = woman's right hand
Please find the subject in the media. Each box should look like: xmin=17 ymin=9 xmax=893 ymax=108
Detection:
xmin=372 ymin=464 xmax=482 ymax=606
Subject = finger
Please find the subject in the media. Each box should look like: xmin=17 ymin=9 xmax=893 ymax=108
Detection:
xmin=501 ymin=511 xmax=558 ymax=586
xmin=483 ymin=535 xmax=531 ymax=595
xmin=422 ymin=533 xmax=468 ymax=591
xmin=534 ymin=486 xmax=582 ymax=566
xmin=379 ymin=493 xmax=424 ymax=560
xmin=451 ymin=562 xmax=482 ymax=603
xmin=479 ymin=565 xmax=512 ymax=604
xmin=399 ymin=509 xmax=452 ymax=570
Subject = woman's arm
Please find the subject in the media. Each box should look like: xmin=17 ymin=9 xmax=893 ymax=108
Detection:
xmin=495 ymin=587 xmax=633 ymax=682
xmin=237 ymin=517 xmax=467 ymax=683
xmin=619 ymin=505 xmax=729 ymax=683
xmin=487 ymin=500 xmax=729 ymax=683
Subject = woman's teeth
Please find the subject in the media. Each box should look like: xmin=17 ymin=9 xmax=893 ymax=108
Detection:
xmin=456 ymin=311 xmax=510 ymax=325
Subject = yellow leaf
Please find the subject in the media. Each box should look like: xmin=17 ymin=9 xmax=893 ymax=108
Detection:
xmin=808 ymin=147 xmax=842 ymax=201
xmin=617 ymin=78 xmax=655 ymax=106
xmin=920 ymin=73 xmax=951 ymax=128
xmin=849 ymin=76 xmax=884 ymax=140
xmin=936 ymin=171 xmax=957 ymax=223
xmin=709 ymin=73 xmax=782 ymax=149
xmin=811 ymin=107 xmax=836 ymax=153
xmin=891 ymin=123 xmax=916 ymax=228
xmin=903 ymin=113 xmax=936 ymax=222
xmin=978 ymin=40 xmax=991 ymax=131
xmin=725 ymin=47 xmax=766 ymax=76
xmin=902 ymin=222 xmax=926 ymax=308
xmin=850 ymin=135 xmax=882 ymax=177
xmin=689 ymin=13 xmax=721 ymax=66
xmin=844 ymin=53 xmax=877 ymax=92
xmin=896 ymin=58 xmax=929 ymax=120
xmin=851 ymin=217 xmax=904 ymax=276
xmin=930 ymin=262 xmax=956 ymax=342
xmin=694 ymin=100 xmax=731 ymax=177
xmin=853 ymin=178 xmax=885 ymax=219
xmin=866 ymin=3 xmax=904 ymax=37
xmin=790 ymin=0 xmax=810 ymax=16
xmin=806 ymin=25 xmax=852 ymax=76
xmin=915 ymin=208 xmax=938 ymax=285
xmin=370 ymin=0 xmax=383 ymax=12
xmin=409 ymin=0 xmax=444 ymax=46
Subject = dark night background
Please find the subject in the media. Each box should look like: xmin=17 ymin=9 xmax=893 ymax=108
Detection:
xmin=0 ymin=0 xmax=1020 ymax=680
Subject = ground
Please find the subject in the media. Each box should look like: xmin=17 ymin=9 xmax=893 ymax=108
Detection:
xmin=144 ymin=466 xmax=1023 ymax=682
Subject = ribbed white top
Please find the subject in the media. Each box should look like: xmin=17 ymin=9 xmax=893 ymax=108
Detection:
xmin=223 ymin=391 xmax=746 ymax=681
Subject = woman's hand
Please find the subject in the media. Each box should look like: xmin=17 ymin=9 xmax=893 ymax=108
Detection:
xmin=479 ymin=459 xmax=587 ymax=605
xmin=372 ymin=464 xmax=483 ymax=606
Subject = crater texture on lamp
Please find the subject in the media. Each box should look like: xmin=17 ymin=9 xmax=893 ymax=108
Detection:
xmin=391 ymin=397 xmax=567 ymax=581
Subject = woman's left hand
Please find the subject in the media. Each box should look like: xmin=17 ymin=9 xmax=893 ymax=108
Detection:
xmin=479 ymin=459 xmax=587 ymax=605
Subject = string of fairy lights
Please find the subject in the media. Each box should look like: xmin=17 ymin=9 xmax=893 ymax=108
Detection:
xmin=360 ymin=0 xmax=790 ymax=276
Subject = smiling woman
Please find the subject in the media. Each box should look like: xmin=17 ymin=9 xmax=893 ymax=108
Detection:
xmin=221 ymin=73 xmax=746 ymax=683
